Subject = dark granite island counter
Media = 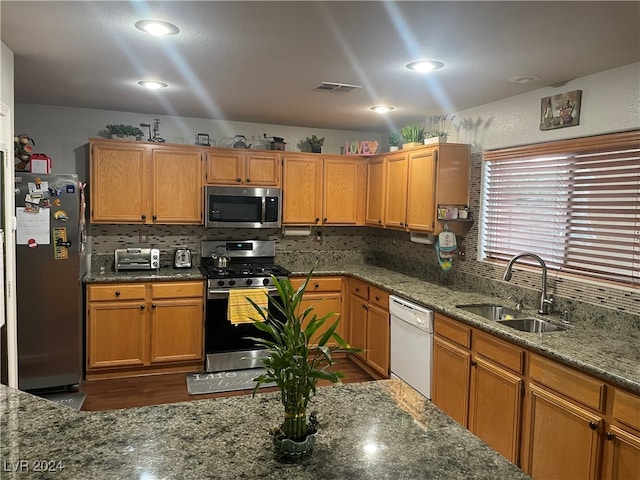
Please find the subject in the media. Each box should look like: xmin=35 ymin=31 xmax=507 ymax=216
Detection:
xmin=1 ymin=381 xmax=528 ymax=479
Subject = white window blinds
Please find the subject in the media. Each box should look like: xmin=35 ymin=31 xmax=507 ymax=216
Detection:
xmin=482 ymin=131 xmax=640 ymax=287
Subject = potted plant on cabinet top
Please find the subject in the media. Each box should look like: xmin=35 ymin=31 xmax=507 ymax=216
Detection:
xmin=247 ymin=269 xmax=360 ymax=457
xmin=106 ymin=124 xmax=145 ymax=141
xmin=388 ymin=132 xmax=401 ymax=151
xmin=400 ymin=123 xmax=425 ymax=149
xmin=307 ymin=135 xmax=325 ymax=153
xmin=424 ymin=115 xmax=455 ymax=145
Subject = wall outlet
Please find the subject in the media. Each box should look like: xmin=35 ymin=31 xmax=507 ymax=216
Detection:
xmin=139 ymin=229 xmax=149 ymax=243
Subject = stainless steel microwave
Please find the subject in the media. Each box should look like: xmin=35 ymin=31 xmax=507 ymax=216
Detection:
xmin=205 ymin=186 xmax=282 ymax=228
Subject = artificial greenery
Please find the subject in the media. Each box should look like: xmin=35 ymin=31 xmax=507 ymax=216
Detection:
xmin=106 ymin=124 xmax=145 ymax=138
xmin=400 ymin=123 xmax=426 ymax=143
xmin=424 ymin=114 xmax=456 ymax=139
xmin=388 ymin=132 xmax=401 ymax=147
xmin=247 ymin=269 xmax=359 ymax=441
xmin=307 ymin=135 xmax=325 ymax=153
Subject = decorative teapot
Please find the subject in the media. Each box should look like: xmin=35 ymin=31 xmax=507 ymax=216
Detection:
xmin=233 ymin=135 xmax=251 ymax=149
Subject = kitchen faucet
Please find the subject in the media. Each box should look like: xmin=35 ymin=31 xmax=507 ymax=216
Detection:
xmin=502 ymin=253 xmax=553 ymax=315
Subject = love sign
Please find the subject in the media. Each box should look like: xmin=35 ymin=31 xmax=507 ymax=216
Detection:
xmin=345 ymin=140 xmax=379 ymax=156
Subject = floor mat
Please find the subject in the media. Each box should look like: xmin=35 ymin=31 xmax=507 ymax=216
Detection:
xmin=39 ymin=391 xmax=87 ymax=410
xmin=186 ymin=368 xmax=276 ymax=395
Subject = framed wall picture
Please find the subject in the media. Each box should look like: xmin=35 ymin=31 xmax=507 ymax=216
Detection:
xmin=540 ymin=90 xmax=582 ymax=130
xmin=195 ymin=133 xmax=210 ymax=146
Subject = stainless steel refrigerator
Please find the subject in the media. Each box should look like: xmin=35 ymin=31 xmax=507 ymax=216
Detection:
xmin=14 ymin=172 xmax=85 ymax=391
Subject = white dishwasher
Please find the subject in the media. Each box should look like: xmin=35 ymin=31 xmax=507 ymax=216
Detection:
xmin=389 ymin=295 xmax=434 ymax=399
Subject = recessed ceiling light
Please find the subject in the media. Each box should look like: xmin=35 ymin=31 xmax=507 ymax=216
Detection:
xmin=135 ymin=20 xmax=180 ymax=36
xmin=508 ymin=74 xmax=542 ymax=84
xmin=370 ymin=105 xmax=394 ymax=114
xmin=406 ymin=60 xmax=444 ymax=72
xmin=138 ymin=81 xmax=168 ymax=90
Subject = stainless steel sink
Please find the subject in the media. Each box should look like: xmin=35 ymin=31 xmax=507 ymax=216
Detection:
xmin=498 ymin=318 xmax=567 ymax=333
xmin=456 ymin=303 xmax=524 ymax=321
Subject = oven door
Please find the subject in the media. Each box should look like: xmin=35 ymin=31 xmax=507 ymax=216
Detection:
xmin=204 ymin=288 xmax=282 ymax=372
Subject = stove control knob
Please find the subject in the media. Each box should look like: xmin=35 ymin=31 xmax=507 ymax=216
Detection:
xmin=217 ymin=280 xmax=225 ymax=287
xmin=229 ymin=279 xmax=236 ymax=286
xmin=262 ymin=278 xmax=270 ymax=286
xmin=246 ymin=279 xmax=253 ymax=286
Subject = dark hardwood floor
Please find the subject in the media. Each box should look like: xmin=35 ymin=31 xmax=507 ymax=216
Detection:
xmin=79 ymin=356 xmax=375 ymax=411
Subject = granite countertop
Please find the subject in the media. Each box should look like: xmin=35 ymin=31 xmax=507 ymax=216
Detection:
xmin=1 ymin=380 xmax=528 ymax=480
xmin=83 ymin=262 xmax=640 ymax=393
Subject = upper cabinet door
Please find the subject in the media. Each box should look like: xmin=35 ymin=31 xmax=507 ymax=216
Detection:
xmin=365 ymin=157 xmax=386 ymax=227
xmin=245 ymin=152 xmax=281 ymax=187
xmin=384 ymin=152 xmax=409 ymax=229
xmin=206 ymin=151 xmax=244 ymax=185
xmin=90 ymin=141 xmax=149 ymax=223
xmin=406 ymin=148 xmax=437 ymax=232
xmin=151 ymin=147 xmax=203 ymax=224
xmin=323 ymin=156 xmax=366 ymax=225
xmin=282 ymin=155 xmax=322 ymax=225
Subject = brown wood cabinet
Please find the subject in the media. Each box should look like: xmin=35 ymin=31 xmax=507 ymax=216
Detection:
xmin=433 ymin=313 xmax=524 ymax=465
xmin=86 ymin=281 xmax=205 ymax=380
xmin=290 ymin=276 xmax=345 ymax=345
xmin=90 ymin=139 xmax=203 ymax=224
xmin=205 ymin=149 xmax=280 ymax=187
xmin=366 ymin=143 xmax=470 ymax=234
xmin=347 ymin=278 xmax=390 ymax=378
xmin=282 ymin=154 xmax=366 ymax=226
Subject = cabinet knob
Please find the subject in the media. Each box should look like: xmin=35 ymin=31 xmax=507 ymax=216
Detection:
xmin=236 ymin=177 xmax=241 ymax=182
xmin=375 ymin=296 xmax=380 ymax=301
xmin=323 ymin=218 xmax=327 ymax=222
xmin=589 ymin=421 xmax=597 ymax=430
xmin=115 ymin=290 xmax=120 ymax=296
xmin=152 ymin=215 xmax=157 ymax=220
xmin=246 ymin=178 xmax=251 ymax=183
xmin=355 ymin=288 xmax=360 ymax=292
xmin=470 ymin=360 xmax=477 ymax=367
xmin=606 ymin=432 xmax=615 ymax=441
xmin=315 ymin=218 xmax=319 ymax=223
xmin=140 ymin=305 xmax=145 ymax=310
xmin=314 ymin=283 xmax=320 ymax=289
xmin=141 ymin=214 xmax=146 ymax=220
xmin=362 ymin=304 xmax=368 ymax=310
xmin=152 ymin=303 xmax=157 ymax=308
xmin=378 ymin=219 xmax=382 ymax=224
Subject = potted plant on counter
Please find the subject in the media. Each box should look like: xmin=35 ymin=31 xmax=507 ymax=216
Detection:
xmin=247 ymin=269 xmax=359 ymax=457
xmin=424 ymin=115 xmax=455 ymax=144
xmin=400 ymin=123 xmax=425 ymax=149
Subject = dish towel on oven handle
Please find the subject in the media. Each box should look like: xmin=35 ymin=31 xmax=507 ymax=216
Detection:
xmin=228 ymin=288 xmax=269 ymax=325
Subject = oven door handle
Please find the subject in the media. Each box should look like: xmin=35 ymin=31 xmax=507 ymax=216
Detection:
xmin=207 ymin=288 xmax=278 ymax=299
xmin=261 ymin=196 xmax=266 ymax=224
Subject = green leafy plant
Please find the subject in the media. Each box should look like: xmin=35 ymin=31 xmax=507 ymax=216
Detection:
xmin=307 ymin=135 xmax=325 ymax=153
xmin=247 ymin=269 xmax=360 ymax=443
xmin=106 ymin=124 xmax=145 ymax=138
xmin=388 ymin=132 xmax=401 ymax=147
xmin=400 ymin=123 xmax=426 ymax=143
xmin=424 ymin=114 xmax=456 ymax=139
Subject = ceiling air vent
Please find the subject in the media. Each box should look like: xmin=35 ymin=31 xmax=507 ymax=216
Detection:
xmin=310 ymin=82 xmax=362 ymax=94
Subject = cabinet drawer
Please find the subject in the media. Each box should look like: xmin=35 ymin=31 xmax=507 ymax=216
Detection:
xmin=473 ymin=330 xmax=524 ymax=374
xmin=151 ymin=281 xmax=204 ymax=299
xmin=529 ymin=354 xmax=606 ymax=412
xmin=369 ymin=286 xmax=389 ymax=311
xmin=292 ymin=276 xmax=343 ymax=292
xmin=88 ymin=284 xmax=146 ymax=301
xmin=435 ymin=313 xmax=471 ymax=349
xmin=349 ymin=278 xmax=369 ymax=300
xmin=613 ymin=389 xmax=640 ymax=431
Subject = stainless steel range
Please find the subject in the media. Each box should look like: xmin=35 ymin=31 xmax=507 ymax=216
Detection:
xmin=200 ymin=240 xmax=290 ymax=372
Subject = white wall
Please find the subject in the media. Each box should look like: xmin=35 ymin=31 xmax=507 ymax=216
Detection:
xmin=450 ymin=62 xmax=640 ymax=151
xmin=14 ymin=105 xmax=382 ymax=179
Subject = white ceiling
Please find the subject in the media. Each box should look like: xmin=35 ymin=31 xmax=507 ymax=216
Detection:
xmin=2 ymin=1 xmax=639 ymax=133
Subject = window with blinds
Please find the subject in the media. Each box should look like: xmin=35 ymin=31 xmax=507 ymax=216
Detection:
xmin=481 ymin=130 xmax=639 ymax=287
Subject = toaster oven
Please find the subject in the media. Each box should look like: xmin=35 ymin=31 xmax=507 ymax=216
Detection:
xmin=115 ymin=248 xmax=160 ymax=272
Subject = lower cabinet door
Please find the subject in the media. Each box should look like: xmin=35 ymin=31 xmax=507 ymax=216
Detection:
xmin=602 ymin=425 xmax=640 ymax=480
xmin=349 ymin=294 xmax=368 ymax=361
xmin=150 ymin=299 xmax=204 ymax=363
xmin=469 ymin=357 xmax=523 ymax=464
xmin=87 ymin=301 xmax=146 ymax=369
xmin=298 ymin=292 xmax=343 ymax=345
xmin=432 ymin=336 xmax=471 ymax=426
xmin=366 ymin=303 xmax=389 ymax=377
xmin=524 ymin=383 xmax=603 ymax=480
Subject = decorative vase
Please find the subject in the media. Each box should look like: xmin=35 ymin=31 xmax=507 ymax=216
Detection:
xmin=271 ymin=430 xmax=318 ymax=457
xmin=311 ymin=147 xmax=322 ymax=153
xmin=402 ymin=142 xmax=423 ymax=149
xmin=389 ymin=146 xmax=400 ymax=152
xmin=424 ymin=136 xmax=448 ymax=145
